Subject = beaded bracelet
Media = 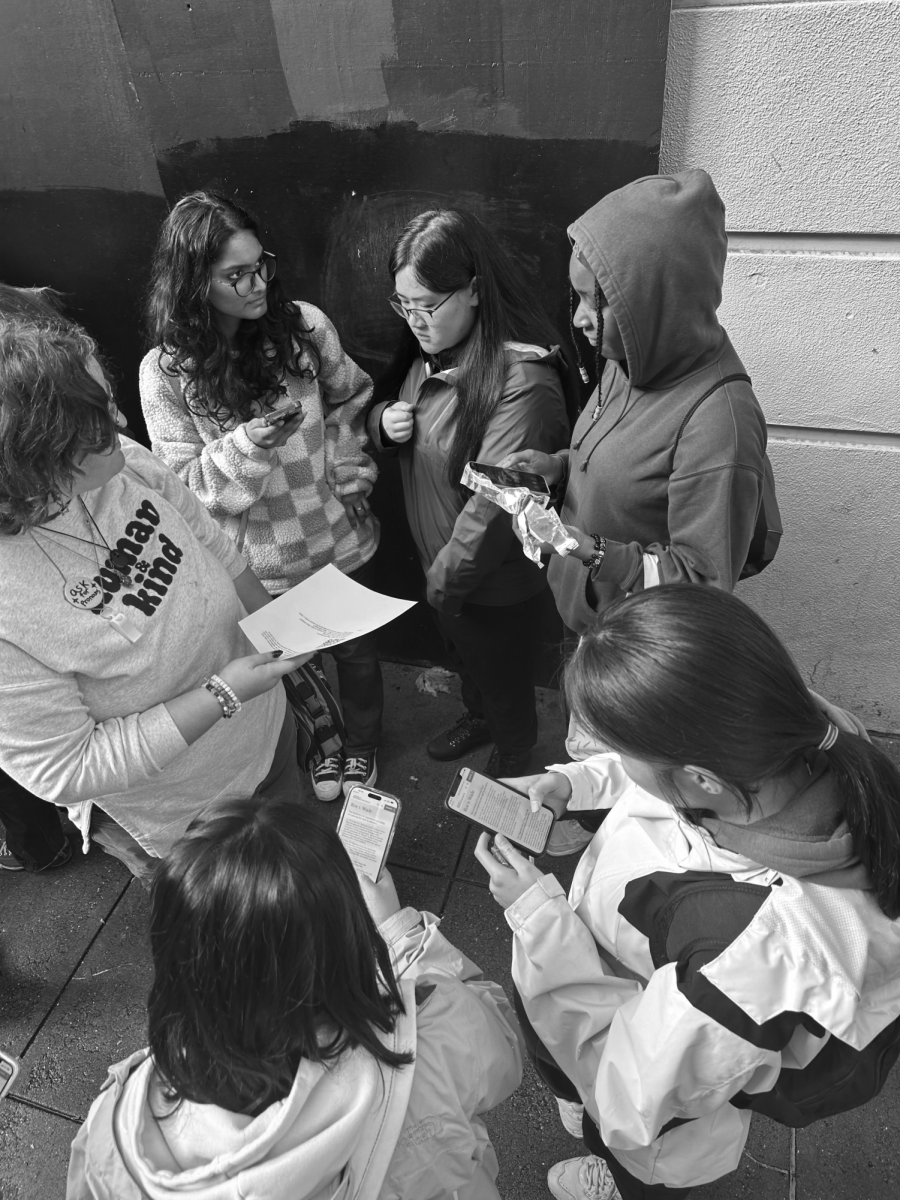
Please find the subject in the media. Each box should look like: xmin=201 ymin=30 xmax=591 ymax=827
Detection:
xmin=204 ymin=673 xmax=242 ymax=719
xmin=583 ymin=534 xmax=607 ymax=574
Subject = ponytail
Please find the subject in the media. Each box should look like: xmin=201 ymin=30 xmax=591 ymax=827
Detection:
xmin=566 ymin=585 xmax=900 ymax=919
xmin=821 ymin=733 xmax=900 ymax=918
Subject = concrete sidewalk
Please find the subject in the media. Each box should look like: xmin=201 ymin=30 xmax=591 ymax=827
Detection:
xmin=1 ymin=662 xmax=898 ymax=1199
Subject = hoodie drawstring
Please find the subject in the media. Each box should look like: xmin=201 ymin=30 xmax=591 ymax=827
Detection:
xmin=577 ymin=381 xmax=635 ymax=473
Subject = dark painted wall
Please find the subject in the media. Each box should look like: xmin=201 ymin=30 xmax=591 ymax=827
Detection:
xmin=0 ymin=0 xmax=670 ymax=674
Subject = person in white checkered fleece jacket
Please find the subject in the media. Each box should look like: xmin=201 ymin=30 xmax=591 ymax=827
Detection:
xmin=141 ymin=192 xmax=383 ymax=801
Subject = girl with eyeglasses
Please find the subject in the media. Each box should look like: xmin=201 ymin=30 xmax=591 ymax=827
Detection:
xmin=141 ymin=192 xmax=384 ymax=802
xmin=368 ymin=209 xmax=571 ymax=778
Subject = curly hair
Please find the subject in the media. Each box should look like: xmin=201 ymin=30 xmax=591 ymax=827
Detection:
xmin=146 ymin=191 xmax=320 ymax=429
xmin=0 ymin=313 xmax=119 ymax=535
xmin=149 ymin=798 xmax=413 ymax=1116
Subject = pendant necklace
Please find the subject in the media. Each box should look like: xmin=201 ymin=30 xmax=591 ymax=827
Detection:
xmin=30 ymin=534 xmax=107 ymax=612
xmin=29 ymin=530 xmax=144 ymax=643
xmin=37 ymin=497 xmax=135 ymax=590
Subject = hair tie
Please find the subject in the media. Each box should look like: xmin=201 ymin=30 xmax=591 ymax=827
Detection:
xmin=818 ymin=723 xmax=839 ymax=752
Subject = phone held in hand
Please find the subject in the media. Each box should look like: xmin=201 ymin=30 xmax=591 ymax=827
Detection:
xmin=337 ymin=786 xmax=402 ymax=883
xmin=469 ymin=462 xmax=551 ymax=498
xmin=445 ymin=767 xmax=554 ymax=855
xmin=263 ymin=400 xmax=303 ymax=426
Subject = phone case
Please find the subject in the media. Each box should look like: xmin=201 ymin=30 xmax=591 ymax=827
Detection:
xmin=339 ymin=786 xmax=402 ymax=881
xmin=469 ymin=461 xmax=551 ymax=497
xmin=443 ymin=769 xmax=554 ymax=855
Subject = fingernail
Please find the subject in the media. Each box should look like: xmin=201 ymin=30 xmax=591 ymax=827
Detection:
xmin=272 ymin=650 xmax=283 ymax=658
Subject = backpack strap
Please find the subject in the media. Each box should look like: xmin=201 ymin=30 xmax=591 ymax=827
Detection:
xmin=668 ymin=373 xmax=752 ymax=474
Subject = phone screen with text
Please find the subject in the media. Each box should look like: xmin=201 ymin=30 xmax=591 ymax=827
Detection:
xmin=447 ymin=768 xmax=553 ymax=854
xmin=337 ymin=788 xmax=400 ymax=882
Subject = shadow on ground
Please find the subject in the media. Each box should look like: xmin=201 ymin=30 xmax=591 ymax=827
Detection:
xmin=1 ymin=666 xmax=898 ymax=1199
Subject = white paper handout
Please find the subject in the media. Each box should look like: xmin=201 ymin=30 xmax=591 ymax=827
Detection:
xmin=239 ymin=564 xmax=416 ymax=656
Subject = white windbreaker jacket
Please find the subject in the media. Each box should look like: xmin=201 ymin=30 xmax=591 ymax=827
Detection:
xmin=507 ymin=753 xmax=900 ymax=1189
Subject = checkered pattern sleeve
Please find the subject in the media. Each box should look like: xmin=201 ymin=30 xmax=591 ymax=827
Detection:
xmin=139 ymin=350 xmax=276 ymax=520
xmin=300 ymin=303 xmax=379 ymax=500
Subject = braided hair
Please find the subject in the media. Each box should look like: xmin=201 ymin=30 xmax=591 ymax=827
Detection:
xmin=568 ymin=281 xmax=606 ymax=409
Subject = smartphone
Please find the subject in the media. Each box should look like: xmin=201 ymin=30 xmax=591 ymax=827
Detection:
xmin=263 ymin=400 xmax=304 ymax=426
xmin=445 ymin=767 xmax=554 ymax=855
xmin=469 ymin=462 xmax=551 ymax=498
xmin=0 ymin=1049 xmax=19 ymax=1102
xmin=337 ymin=786 xmax=402 ymax=882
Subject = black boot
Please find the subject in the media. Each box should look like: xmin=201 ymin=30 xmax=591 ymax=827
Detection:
xmin=427 ymin=713 xmax=492 ymax=761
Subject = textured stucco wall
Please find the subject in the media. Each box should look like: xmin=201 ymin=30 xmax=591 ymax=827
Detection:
xmin=662 ymin=0 xmax=900 ymax=729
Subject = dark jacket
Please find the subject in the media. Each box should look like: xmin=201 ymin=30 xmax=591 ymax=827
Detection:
xmin=549 ymin=169 xmax=768 ymax=634
xmin=369 ymin=343 xmax=570 ymax=612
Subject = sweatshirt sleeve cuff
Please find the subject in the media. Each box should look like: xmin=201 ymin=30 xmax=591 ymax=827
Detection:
xmin=544 ymin=761 xmax=600 ymax=811
xmin=505 ymin=874 xmax=566 ymax=930
xmin=232 ymin=423 xmax=278 ymax=463
xmin=594 ymin=538 xmax=642 ymax=592
xmin=378 ymin=905 xmax=423 ymax=945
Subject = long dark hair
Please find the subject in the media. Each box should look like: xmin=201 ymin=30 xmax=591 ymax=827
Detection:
xmin=146 ymin=191 xmax=320 ymax=428
xmin=376 ymin=209 xmax=563 ymax=492
xmin=148 ymin=798 xmax=413 ymax=1117
xmin=565 ymin=585 xmax=900 ymax=918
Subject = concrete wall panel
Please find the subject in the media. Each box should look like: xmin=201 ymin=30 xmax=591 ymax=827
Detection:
xmin=0 ymin=0 xmax=162 ymax=193
xmin=742 ymin=438 xmax=900 ymax=728
xmin=268 ymin=0 xmax=669 ymax=142
xmin=661 ymin=2 xmax=900 ymax=233
xmin=110 ymin=0 xmax=297 ymax=148
xmin=722 ymin=244 xmax=900 ymax=431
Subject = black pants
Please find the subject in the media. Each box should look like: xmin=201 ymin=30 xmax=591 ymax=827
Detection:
xmin=0 ymin=768 xmax=68 ymax=869
xmin=320 ymin=560 xmax=384 ymax=756
xmin=436 ymin=591 xmax=545 ymax=757
xmin=513 ymin=990 xmax=692 ymax=1200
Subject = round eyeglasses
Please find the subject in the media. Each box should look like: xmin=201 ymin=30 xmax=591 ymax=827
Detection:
xmin=219 ymin=251 xmax=277 ymax=297
xmin=388 ymin=287 xmax=459 ymax=324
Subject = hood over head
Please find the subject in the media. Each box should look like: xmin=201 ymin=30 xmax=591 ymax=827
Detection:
xmin=568 ymin=169 xmax=728 ymax=389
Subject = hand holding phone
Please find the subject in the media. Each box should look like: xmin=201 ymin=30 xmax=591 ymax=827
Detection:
xmin=510 ymin=771 xmax=573 ymax=818
xmin=356 ymin=867 xmax=401 ymax=925
xmin=445 ymin=767 xmax=554 ymax=855
xmin=337 ymin=786 xmax=401 ymax=882
xmin=474 ymin=832 xmax=545 ymax=910
xmin=263 ymin=400 xmax=304 ymax=426
xmin=469 ymin=461 xmax=551 ymax=498
xmin=245 ymin=401 xmax=304 ymax=450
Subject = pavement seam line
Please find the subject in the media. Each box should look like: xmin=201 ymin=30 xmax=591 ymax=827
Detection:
xmin=789 ymin=1128 xmax=797 ymax=1200
xmin=20 ymin=875 xmax=134 ymax=1059
xmin=441 ymin=822 xmax=477 ymax=915
xmin=7 ymin=1093 xmax=84 ymax=1125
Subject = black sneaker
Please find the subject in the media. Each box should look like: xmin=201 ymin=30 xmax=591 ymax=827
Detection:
xmin=486 ymin=746 xmax=533 ymax=780
xmin=427 ymin=714 xmax=492 ymax=762
xmin=0 ymin=839 xmax=25 ymax=872
xmin=343 ymin=752 xmax=378 ymax=796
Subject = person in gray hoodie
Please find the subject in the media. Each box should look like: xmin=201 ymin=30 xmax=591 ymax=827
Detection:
xmin=507 ymin=168 xmax=767 ymax=625
xmin=505 ymin=169 xmax=768 ymax=855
